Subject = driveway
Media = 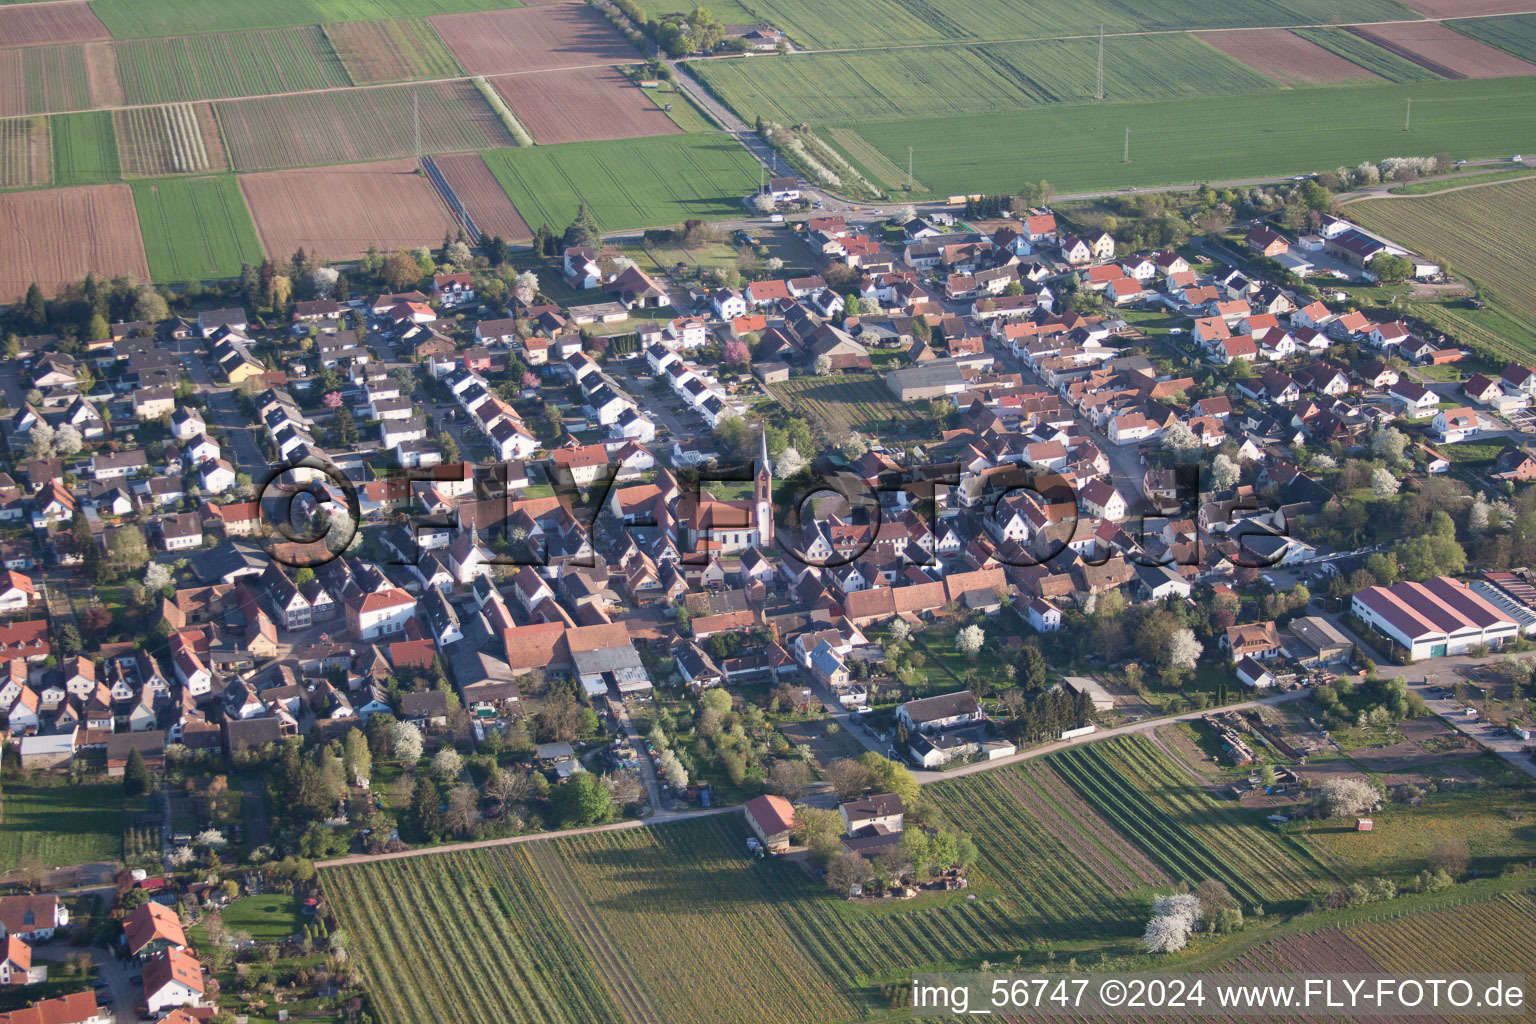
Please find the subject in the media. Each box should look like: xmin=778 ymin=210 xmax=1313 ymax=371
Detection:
xmin=31 ymin=943 xmax=135 ymax=1024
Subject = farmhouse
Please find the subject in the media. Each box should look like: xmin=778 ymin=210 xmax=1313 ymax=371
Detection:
xmin=743 ymin=793 xmax=796 ymax=853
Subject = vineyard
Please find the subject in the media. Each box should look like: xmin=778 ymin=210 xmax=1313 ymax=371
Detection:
xmin=850 ymin=76 xmax=1536 ymax=198
xmin=481 ymin=133 xmax=758 ymax=234
xmin=1346 ymin=891 xmax=1536 ymax=979
xmin=692 ymin=34 xmax=1277 ymax=126
xmin=113 ymin=26 xmax=352 ymax=105
xmin=323 ymin=18 xmax=462 ymax=84
xmin=0 ymin=115 xmax=50 ymax=189
xmin=130 ymin=175 xmax=263 ymax=282
xmin=113 ymin=103 xmax=227 ymax=177
xmin=50 ymin=110 xmax=118 ymax=186
xmin=767 ymin=374 xmax=927 ymax=436
xmin=1049 ymin=736 xmax=1330 ymax=904
xmin=1348 ymin=178 xmax=1536 ymax=331
xmin=323 ymin=849 xmax=624 ymax=1024
xmin=213 ymin=80 xmax=516 ymax=171
xmin=737 ymin=0 xmax=1415 ymax=50
xmin=0 ymin=43 xmax=92 ymax=118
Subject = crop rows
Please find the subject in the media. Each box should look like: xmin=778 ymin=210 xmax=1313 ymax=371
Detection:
xmin=482 ymin=133 xmax=759 ymax=235
xmin=554 ymin=821 xmax=856 ymax=1024
xmin=322 ymin=850 xmax=621 ymax=1024
xmin=89 ymin=0 xmax=513 ymax=39
xmin=214 ymin=79 xmax=516 ymax=171
xmin=1291 ymin=28 xmax=1446 ymax=82
xmin=324 ymin=17 xmax=462 ymax=84
xmin=1346 ymin=892 xmax=1536 ymax=976
xmin=131 ymin=175 xmax=264 ymax=282
xmin=1449 ymin=13 xmax=1536 ymax=64
xmin=113 ymin=103 xmax=216 ymax=177
xmin=998 ymin=763 xmax=1169 ymax=890
xmin=0 ymin=43 xmax=92 ymax=118
xmin=0 ymin=115 xmax=49 ymax=189
xmin=113 ymin=26 xmax=351 ymax=105
xmin=50 ymin=110 xmax=117 ymax=186
xmin=770 ymin=374 xmax=924 ymax=435
xmin=694 ymin=35 xmax=1276 ymax=126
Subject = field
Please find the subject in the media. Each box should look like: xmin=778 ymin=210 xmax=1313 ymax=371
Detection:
xmin=0 ymin=2 xmax=108 ymax=46
xmin=131 ymin=175 xmax=264 ymax=281
xmin=240 ymin=159 xmax=458 ymax=261
xmin=432 ymin=151 xmax=532 ymax=242
xmin=50 ymin=109 xmax=118 ymax=185
xmin=0 ymin=115 xmax=50 ymax=188
xmin=113 ymin=102 xmax=228 ymax=177
xmin=1201 ymin=28 xmax=1383 ymax=84
xmin=82 ymin=41 xmax=123 ymax=106
xmin=112 ymin=26 xmax=352 ymax=105
xmin=429 ymin=4 xmax=635 ymax=75
xmin=88 ymin=0 xmax=522 ymax=39
xmin=1449 ymin=13 xmax=1536 ymax=63
xmin=1051 ymin=735 xmax=1333 ymax=904
xmin=736 ymin=0 xmax=1418 ymax=50
xmin=767 ymin=373 xmax=927 ymax=435
xmin=214 ymin=80 xmax=516 ymax=171
xmin=0 ymin=782 xmax=138 ymax=870
xmin=1346 ymin=22 xmax=1536 ymax=78
xmin=323 ymin=17 xmax=463 ymax=84
xmin=0 ymin=183 xmax=147 ymax=297
xmin=481 ymin=133 xmax=759 ymax=233
xmin=1346 ymin=891 xmax=1536 ymax=977
xmin=1389 ymin=167 xmax=1536 ymax=193
xmin=494 ymin=66 xmax=682 ymax=144
xmin=1347 ymin=178 xmax=1536 ymax=334
xmin=1291 ymin=26 xmax=1449 ymax=81
xmin=692 ymin=35 xmax=1278 ymax=125
xmin=846 ymin=77 xmax=1536 ymax=198
xmin=0 ymin=43 xmax=92 ymax=117
xmin=1400 ymin=0 xmax=1536 ymax=14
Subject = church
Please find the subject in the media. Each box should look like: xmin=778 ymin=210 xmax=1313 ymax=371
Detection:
xmin=679 ymin=431 xmax=775 ymax=556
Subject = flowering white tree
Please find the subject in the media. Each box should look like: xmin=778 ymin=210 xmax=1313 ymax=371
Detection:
xmin=196 ymin=828 xmax=228 ymax=849
xmin=514 ymin=271 xmax=539 ymax=306
xmin=1371 ymin=467 xmax=1400 ymax=498
xmin=1144 ymin=893 xmax=1202 ymax=953
xmin=1372 ymin=427 xmax=1407 ymax=462
xmin=430 ymin=746 xmax=464 ymax=781
xmin=311 ymin=266 xmax=339 ymax=298
xmin=390 ymin=721 xmax=424 ymax=763
xmin=1166 ymin=628 xmax=1203 ymax=671
xmin=54 ymin=423 xmax=83 ymax=456
xmin=888 ymin=619 xmax=912 ymax=644
xmin=1319 ymin=777 xmax=1379 ymax=818
xmin=1161 ymin=420 xmax=1199 ymax=456
xmin=1209 ymin=453 xmax=1240 ymax=492
xmin=776 ymin=446 xmax=806 ymax=477
xmin=1468 ymin=494 xmax=1491 ymax=532
xmin=167 ymin=845 xmax=195 ymax=867
xmin=660 ymin=750 xmax=688 ymax=789
xmin=957 ymin=624 xmax=986 ymax=657
xmin=144 ymin=563 xmax=173 ymax=591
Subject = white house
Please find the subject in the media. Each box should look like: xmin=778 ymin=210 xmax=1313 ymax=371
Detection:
xmin=143 ymin=948 xmax=205 ymax=1016
xmin=1432 ymin=406 xmax=1480 ymax=443
xmin=0 ymin=895 xmax=69 ymax=942
xmin=1025 ymin=597 xmax=1062 ymax=633
xmin=345 ymin=588 xmax=416 ymax=640
xmin=199 ymin=459 xmax=237 ymax=495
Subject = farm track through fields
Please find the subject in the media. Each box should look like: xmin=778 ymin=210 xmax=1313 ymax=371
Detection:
xmin=520 ymin=842 xmax=663 ymax=1024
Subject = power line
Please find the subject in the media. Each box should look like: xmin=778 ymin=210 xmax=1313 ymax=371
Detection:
xmin=1123 ymin=126 xmax=1130 ymax=163
xmin=1404 ymin=97 xmax=1412 ymax=132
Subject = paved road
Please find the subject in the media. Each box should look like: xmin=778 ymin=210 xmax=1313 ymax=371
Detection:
xmin=613 ymin=700 xmax=667 ymax=815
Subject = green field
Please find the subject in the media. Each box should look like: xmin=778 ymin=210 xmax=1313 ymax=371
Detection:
xmin=1448 ymin=13 xmax=1536 ymax=64
xmin=323 ymin=17 xmax=463 ymax=84
xmin=50 ymin=110 xmax=119 ymax=186
xmin=1349 ymin=178 xmax=1536 ymax=335
xmin=113 ymin=26 xmax=353 ymax=105
xmin=739 ymin=0 xmax=1419 ymax=50
xmin=482 ymin=133 xmax=759 ymax=234
xmin=88 ymin=0 xmax=521 ymax=39
xmin=131 ymin=175 xmax=264 ymax=282
xmin=846 ymin=77 xmax=1536 ymax=199
xmin=0 ymin=782 xmax=139 ymax=870
xmin=693 ymin=34 xmax=1277 ymax=125
xmin=0 ymin=43 xmax=92 ymax=116
xmin=1290 ymin=27 xmax=1447 ymax=82
xmin=1388 ymin=168 xmax=1536 ymax=194
xmin=214 ymin=80 xmax=517 ymax=171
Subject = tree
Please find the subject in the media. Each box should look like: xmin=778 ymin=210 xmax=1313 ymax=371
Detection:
xmin=888 ymin=619 xmax=912 ymax=644
xmin=813 ymin=353 xmax=833 ymax=376
xmin=53 ymin=423 xmax=82 ymax=456
xmin=382 ymin=250 xmax=423 ymax=291
xmin=1209 ymin=453 xmax=1240 ymax=492
xmin=132 ymin=289 xmax=170 ymax=323
xmin=443 ymin=783 xmax=481 ymax=838
xmin=1373 ymin=254 xmax=1413 ymax=283
xmin=86 ymin=313 xmax=110 ymax=342
xmin=1427 ymin=837 xmax=1470 ymax=878
xmin=143 ymin=562 xmax=172 ymax=591
xmin=554 ymin=772 xmax=611 ymax=827
xmin=797 ymin=806 xmax=843 ymax=863
xmin=332 ymin=407 xmax=358 ymax=447
xmin=769 ymin=760 xmax=813 ymax=798
xmin=1372 ymin=427 xmax=1407 ymax=463
xmin=723 ymin=339 xmax=750 ymax=367
xmin=430 ymin=747 xmax=463 ymax=781
xmin=108 ymin=526 xmax=150 ymax=570
xmin=857 ymin=753 xmax=921 ymax=809
xmin=408 ymin=775 xmax=443 ymax=840
xmin=956 ymin=624 xmax=985 ymax=657
xmin=445 ymin=241 xmax=473 ymax=269
xmin=390 ymin=721 xmax=424 ymax=763
xmin=1166 ymin=628 xmax=1202 ymax=672
xmin=1318 ymin=776 xmax=1379 ymax=818
xmin=1160 ymin=420 xmax=1199 ymax=457
xmin=825 ymin=851 xmax=866 ymax=896
xmin=659 ymin=749 xmax=687 ymax=789
xmin=514 ymin=270 xmax=538 ymax=307
xmin=1017 ymin=644 xmax=1048 ymax=690
xmin=123 ymin=747 xmax=151 ymax=797
xmin=822 ymin=758 xmax=871 ymax=800
xmin=1143 ymin=893 xmax=1201 ymax=953
xmin=776 ymin=446 xmax=806 ymax=477
xmin=437 ymin=431 xmax=460 ymax=464
xmin=563 ymin=204 xmax=600 ymax=249
xmin=56 ymin=623 xmax=82 ymax=656
xmin=25 ymin=422 xmax=55 ymax=460
xmin=22 ymin=282 xmax=47 ymax=330
xmin=1371 ymin=467 xmax=1400 ymax=498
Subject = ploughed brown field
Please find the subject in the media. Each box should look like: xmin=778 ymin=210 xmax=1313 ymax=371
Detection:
xmin=239 ymin=159 xmax=460 ymax=263
xmin=82 ymin=41 xmax=124 ymax=106
xmin=0 ymin=2 xmax=109 ymax=47
xmin=493 ymin=66 xmax=682 ymax=145
xmin=432 ymin=152 xmax=532 ymax=243
xmin=429 ymin=4 xmax=635 ymax=75
xmin=1397 ymin=0 xmax=1536 ymax=15
xmin=1202 ymin=28 xmax=1383 ymax=84
xmin=0 ymin=185 xmax=149 ymax=298
xmin=1347 ymin=21 xmax=1536 ymax=78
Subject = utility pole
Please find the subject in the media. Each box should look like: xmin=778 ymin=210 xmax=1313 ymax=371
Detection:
xmin=1404 ymin=97 xmax=1412 ymax=132
xmin=908 ymin=145 xmax=914 ymax=191
xmin=1095 ymin=25 xmax=1104 ymax=101
xmin=1123 ymin=125 xmax=1130 ymax=163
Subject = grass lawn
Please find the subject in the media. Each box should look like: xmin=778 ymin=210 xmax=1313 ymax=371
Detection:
xmin=1291 ymin=788 xmax=1536 ymax=881
xmin=0 ymin=783 xmax=140 ymax=870
xmin=191 ymin=893 xmax=304 ymax=944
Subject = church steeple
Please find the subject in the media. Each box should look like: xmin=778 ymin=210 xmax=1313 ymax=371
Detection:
xmin=755 ymin=430 xmax=773 ymax=548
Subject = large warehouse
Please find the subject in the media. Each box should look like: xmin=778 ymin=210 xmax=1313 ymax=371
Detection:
xmin=1351 ymin=576 xmax=1519 ymax=661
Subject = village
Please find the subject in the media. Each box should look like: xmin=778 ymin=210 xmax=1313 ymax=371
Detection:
xmin=0 ymin=158 xmax=1535 ymax=1022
